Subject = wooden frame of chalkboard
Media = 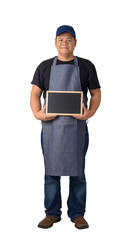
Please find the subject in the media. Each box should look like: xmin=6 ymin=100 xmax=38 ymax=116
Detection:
xmin=46 ymin=91 xmax=83 ymax=116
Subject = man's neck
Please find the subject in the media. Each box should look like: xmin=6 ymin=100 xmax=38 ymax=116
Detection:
xmin=57 ymin=54 xmax=74 ymax=62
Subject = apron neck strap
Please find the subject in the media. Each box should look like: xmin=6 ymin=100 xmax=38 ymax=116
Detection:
xmin=53 ymin=56 xmax=78 ymax=66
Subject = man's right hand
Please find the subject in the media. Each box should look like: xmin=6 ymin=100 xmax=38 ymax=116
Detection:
xmin=34 ymin=105 xmax=57 ymax=121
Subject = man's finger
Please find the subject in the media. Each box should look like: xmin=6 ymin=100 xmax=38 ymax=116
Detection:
xmin=43 ymin=105 xmax=46 ymax=110
xmin=46 ymin=114 xmax=57 ymax=118
xmin=73 ymin=115 xmax=82 ymax=119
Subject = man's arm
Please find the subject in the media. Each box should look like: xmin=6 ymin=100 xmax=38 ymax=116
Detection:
xmin=30 ymin=85 xmax=42 ymax=118
xmin=30 ymin=85 xmax=57 ymax=121
xmin=88 ymin=88 xmax=101 ymax=117
xmin=73 ymin=88 xmax=101 ymax=120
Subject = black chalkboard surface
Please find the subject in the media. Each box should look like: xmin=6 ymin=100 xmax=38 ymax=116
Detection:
xmin=46 ymin=91 xmax=83 ymax=115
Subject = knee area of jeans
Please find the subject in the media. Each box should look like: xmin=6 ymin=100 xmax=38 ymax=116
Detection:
xmin=70 ymin=176 xmax=86 ymax=184
xmin=45 ymin=175 xmax=60 ymax=184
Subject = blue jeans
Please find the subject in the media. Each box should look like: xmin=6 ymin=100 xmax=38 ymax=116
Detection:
xmin=41 ymin=125 xmax=89 ymax=219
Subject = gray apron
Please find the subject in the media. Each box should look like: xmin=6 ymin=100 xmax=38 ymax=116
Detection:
xmin=42 ymin=56 xmax=87 ymax=176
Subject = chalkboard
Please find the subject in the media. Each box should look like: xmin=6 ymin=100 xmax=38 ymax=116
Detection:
xmin=46 ymin=91 xmax=83 ymax=115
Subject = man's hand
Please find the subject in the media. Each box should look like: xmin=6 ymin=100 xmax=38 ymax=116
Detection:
xmin=34 ymin=105 xmax=57 ymax=121
xmin=73 ymin=103 xmax=93 ymax=120
xmin=73 ymin=89 xmax=101 ymax=120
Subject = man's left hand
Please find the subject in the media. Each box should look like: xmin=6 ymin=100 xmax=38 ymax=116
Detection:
xmin=72 ymin=103 xmax=93 ymax=120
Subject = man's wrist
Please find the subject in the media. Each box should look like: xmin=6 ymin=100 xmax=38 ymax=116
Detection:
xmin=88 ymin=109 xmax=95 ymax=118
xmin=33 ymin=111 xmax=39 ymax=119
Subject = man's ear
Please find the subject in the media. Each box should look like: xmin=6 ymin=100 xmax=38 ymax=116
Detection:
xmin=55 ymin=38 xmax=57 ymax=47
xmin=75 ymin=39 xmax=77 ymax=47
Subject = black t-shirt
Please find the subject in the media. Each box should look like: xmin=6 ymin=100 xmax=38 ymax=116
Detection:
xmin=31 ymin=56 xmax=101 ymax=100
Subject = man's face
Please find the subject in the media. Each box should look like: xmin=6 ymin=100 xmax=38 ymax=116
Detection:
xmin=55 ymin=32 xmax=77 ymax=57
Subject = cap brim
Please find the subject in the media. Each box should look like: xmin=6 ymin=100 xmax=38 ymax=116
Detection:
xmin=57 ymin=30 xmax=75 ymax=38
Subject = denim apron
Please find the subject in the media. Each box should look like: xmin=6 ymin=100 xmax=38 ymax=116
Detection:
xmin=42 ymin=56 xmax=87 ymax=176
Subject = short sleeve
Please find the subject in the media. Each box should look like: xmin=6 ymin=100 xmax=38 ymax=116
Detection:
xmin=87 ymin=63 xmax=101 ymax=90
xmin=31 ymin=65 xmax=44 ymax=90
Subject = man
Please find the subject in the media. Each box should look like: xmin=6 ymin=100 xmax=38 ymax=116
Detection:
xmin=30 ymin=25 xmax=101 ymax=229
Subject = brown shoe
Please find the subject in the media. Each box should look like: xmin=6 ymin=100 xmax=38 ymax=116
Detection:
xmin=37 ymin=215 xmax=61 ymax=229
xmin=71 ymin=216 xmax=89 ymax=229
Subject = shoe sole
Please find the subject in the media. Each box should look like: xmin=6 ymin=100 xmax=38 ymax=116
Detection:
xmin=37 ymin=217 xmax=61 ymax=229
xmin=71 ymin=219 xmax=89 ymax=229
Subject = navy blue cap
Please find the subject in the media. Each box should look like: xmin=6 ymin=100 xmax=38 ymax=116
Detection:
xmin=56 ymin=25 xmax=76 ymax=38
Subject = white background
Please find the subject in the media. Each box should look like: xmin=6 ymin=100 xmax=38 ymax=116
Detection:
xmin=0 ymin=0 xmax=129 ymax=239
